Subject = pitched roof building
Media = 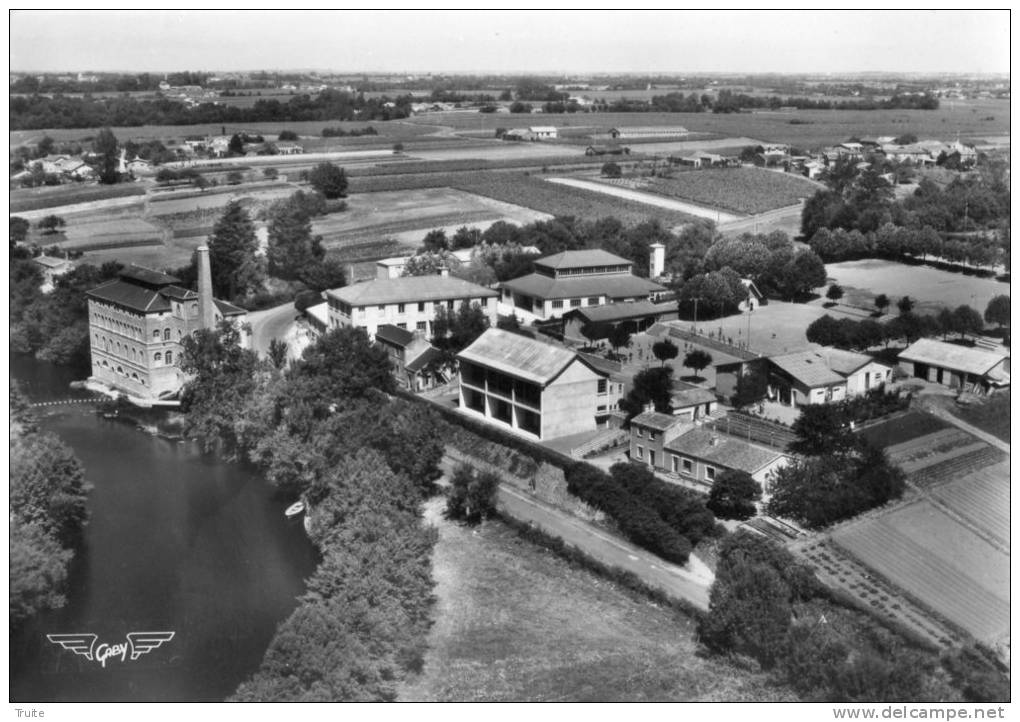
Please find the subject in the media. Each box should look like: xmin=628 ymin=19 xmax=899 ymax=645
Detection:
xmin=767 ymin=348 xmax=893 ymax=407
xmin=898 ymin=338 xmax=1009 ymax=391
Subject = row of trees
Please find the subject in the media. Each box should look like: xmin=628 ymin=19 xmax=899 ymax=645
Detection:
xmin=807 ymin=223 xmax=1004 ymax=269
xmin=565 ymin=461 xmax=718 ymax=565
xmin=178 ymin=323 xmax=445 ymax=700
xmin=10 ymin=388 xmax=91 ymax=627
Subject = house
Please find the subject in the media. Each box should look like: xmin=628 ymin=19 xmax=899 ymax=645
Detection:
xmin=898 ymin=338 xmax=1009 ymax=392
xmin=661 ymin=426 xmax=790 ymax=486
xmin=675 ymin=152 xmax=725 ymax=168
xmin=609 ymin=126 xmax=688 ymax=139
xmin=669 ymin=382 xmax=718 ymax=421
xmin=803 ymin=160 xmax=826 ymax=179
xmin=584 ymin=145 xmax=628 ymax=156
xmin=375 ymin=257 xmax=409 ymax=279
xmin=325 ymin=270 xmax=498 ymax=339
xmin=502 ymin=128 xmax=535 ymax=141
xmin=529 ymin=126 xmax=557 ymax=139
xmin=275 ymin=143 xmax=303 ymax=155
xmin=373 ymin=324 xmax=447 ymax=392
xmin=86 ymin=248 xmax=247 ymax=400
xmin=126 ymin=158 xmax=152 ymax=175
xmin=880 ymin=143 xmax=935 ymax=165
xmin=304 ymin=301 xmax=330 ymax=337
xmin=561 ymin=300 xmax=663 ymax=343
xmin=498 ymin=249 xmax=666 ymax=324
xmin=629 ymin=407 xmax=692 ymax=469
xmin=457 ymin=328 xmax=624 ymax=440
xmin=767 ymin=348 xmax=893 ymax=407
xmin=32 ymin=254 xmax=73 ymax=290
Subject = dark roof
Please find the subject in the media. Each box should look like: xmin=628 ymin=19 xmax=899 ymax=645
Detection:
xmin=87 ymin=279 xmax=172 ymax=313
xmin=118 ymin=265 xmax=180 ymax=287
xmin=535 ymin=249 xmax=633 ymax=270
xmin=500 ymin=273 xmax=665 ymax=300
xmin=405 ymin=346 xmax=444 ymax=373
xmin=665 ymin=427 xmax=786 ymax=475
xmin=564 ymin=300 xmax=662 ymax=324
xmin=375 ymin=324 xmax=416 ymax=347
xmin=577 ymin=352 xmax=625 ymax=380
xmin=214 ymin=298 xmax=247 ymax=317
xmin=160 ymin=285 xmax=198 ymax=301
xmin=328 ymin=275 xmax=497 ymax=306
xmin=632 ymin=410 xmax=680 ymax=432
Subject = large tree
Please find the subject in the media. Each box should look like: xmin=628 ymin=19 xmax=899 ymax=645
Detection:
xmin=93 ymin=127 xmax=120 ymax=184
xmin=208 ymin=200 xmax=264 ymax=300
xmin=267 ymin=193 xmax=326 ymax=281
xmin=308 ymin=162 xmax=348 ymax=199
xmin=707 ymin=469 xmax=762 ymax=521
xmin=618 ymin=366 xmax=673 ymax=417
xmin=432 ymin=300 xmax=490 ymax=359
xmin=652 ymin=338 xmax=679 ymax=367
xmin=683 ymin=349 xmax=713 ymax=378
xmin=984 ymin=295 xmax=1010 ymax=329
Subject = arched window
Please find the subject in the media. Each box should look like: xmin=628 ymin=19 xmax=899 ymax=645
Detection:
xmin=154 ymin=352 xmax=162 ymax=362
xmin=131 ymin=373 xmax=139 ymax=381
xmin=164 ymin=328 xmax=171 ymax=341
xmin=165 ymin=351 xmax=173 ymax=365
xmin=116 ymin=366 xmax=124 ymax=375
xmin=153 ymin=330 xmax=161 ymax=339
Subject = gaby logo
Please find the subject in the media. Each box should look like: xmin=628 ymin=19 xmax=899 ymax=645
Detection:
xmin=46 ymin=632 xmax=175 ymax=668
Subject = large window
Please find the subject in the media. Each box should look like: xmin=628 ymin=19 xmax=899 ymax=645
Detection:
xmin=513 ymin=379 xmax=541 ymax=409
xmin=492 ymin=398 xmax=513 ymax=424
xmin=487 ymin=369 xmax=514 ymax=398
xmin=518 ymin=408 xmax=541 ymax=436
xmin=465 ymin=388 xmax=485 ymax=413
xmin=597 ymin=379 xmax=607 ymax=394
xmin=461 ymin=361 xmax=486 ymax=388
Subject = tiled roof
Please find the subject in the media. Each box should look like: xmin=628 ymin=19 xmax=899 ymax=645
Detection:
xmin=87 ymin=279 xmax=172 ymax=313
xmin=327 ymin=275 xmax=497 ymax=307
xmin=33 ymin=255 xmax=69 ymax=269
xmin=500 ymin=273 xmax=665 ymax=301
xmin=160 ymin=285 xmax=198 ymax=301
xmin=671 ymin=382 xmax=717 ymax=408
xmin=769 ymin=350 xmax=852 ymax=388
xmin=405 ymin=346 xmax=444 ymax=373
xmin=632 ymin=410 xmax=680 ymax=432
xmin=564 ymin=300 xmax=662 ymax=324
xmin=899 ymin=339 xmax=1009 ymax=377
xmin=535 ymin=249 xmax=633 ymax=270
xmin=375 ymin=324 xmax=415 ymax=347
xmin=214 ymin=298 xmax=247 ymax=317
xmin=665 ymin=427 xmax=785 ymax=475
xmin=458 ymin=328 xmax=591 ymax=386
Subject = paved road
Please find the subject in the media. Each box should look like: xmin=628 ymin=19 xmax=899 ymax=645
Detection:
xmin=247 ymin=301 xmax=301 ymax=358
xmin=438 ymin=454 xmax=713 ymax=610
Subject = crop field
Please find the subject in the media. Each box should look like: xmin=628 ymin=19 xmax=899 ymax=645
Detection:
xmin=398 ymin=499 xmax=793 ymax=702
xmin=632 ymin=167 xmax=820 ymax=214
xmin=930 ymin=462 xmax=1009 ymax=551
xmin=550 ymin=177 xmax=742 ymax=223
xmin=10 ymin=183 xmax=147 ymax=214
xmin=883 ymin=428 xmax=984 ymax=472
xmin=946 ymin=392 xmax=1012 ymax=443
xmin=857 ymin=411 xmax=951 ymax=449
xmin=831 ymin=498 xmax=1010 ymax=646
xmin=58 ymin=217 xmax=164 ymax=250
xmin=80 ymin=236 xmax=207 ymax=271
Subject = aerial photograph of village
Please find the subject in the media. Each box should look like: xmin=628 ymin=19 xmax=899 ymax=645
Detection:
xmin=7 ymin=8 xmax=1012 ymax=714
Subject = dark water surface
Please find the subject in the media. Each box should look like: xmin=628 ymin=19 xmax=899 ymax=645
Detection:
xmin=10 ymin=358 xmax=319 ymax=701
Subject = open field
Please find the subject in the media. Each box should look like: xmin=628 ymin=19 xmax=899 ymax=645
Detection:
xmin=825 ymin=259 xmax=1009 ymax=316
xmin=79 ymin=236 xmax=206 ymax=270
xmin=10 ymin=182 xmax=147 ymax=214
xmin=831 ymin=499 xmax=1010 ymax=647
xmin=405 ymin=101 xmax=1009 ymax=147
xmin=614 ymin=167 xmax=821 ymax=215
xmin=398 ymin=499 xmax=793 ymax=702
xmin=943 ymin=392 xmax=1012 ymax=444
xmin=857 ymin=411 xmax=951 ymax=450
xmin=548 ymin=177 xmax=741 ymax=223
xmin=929 ymin=462 xmax=1009 ymax=550
xmin=310 ymin=187 xmax=552 ymax=251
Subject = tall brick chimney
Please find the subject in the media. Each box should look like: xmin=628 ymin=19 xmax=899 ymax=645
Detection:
xmin=197 ymin=245 xmax=216 ymax=330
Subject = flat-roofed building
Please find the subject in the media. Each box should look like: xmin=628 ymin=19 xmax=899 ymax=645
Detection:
xmin=457 ymin=328 xmax=622 ymax=440
xmin=499 ymin=249 xmax=666 ymax=323
xmin=325 ymin=271 xmax=498 ymax=339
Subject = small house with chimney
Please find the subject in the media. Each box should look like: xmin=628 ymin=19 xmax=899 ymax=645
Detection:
xmin=86 ymin=247 xmax=247 ymax=400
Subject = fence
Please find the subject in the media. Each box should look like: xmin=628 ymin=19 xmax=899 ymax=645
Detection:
xmin=704 ymin=412 xmax=797 ymax=451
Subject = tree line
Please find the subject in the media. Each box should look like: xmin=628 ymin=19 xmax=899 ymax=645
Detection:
xmin=10 ymin=387 xmax=91 ymax=627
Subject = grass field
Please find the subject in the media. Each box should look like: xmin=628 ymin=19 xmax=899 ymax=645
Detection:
xmin=831 ymin=498 xmax=1009 ymax=647
xmin=946 ymin=392 xmax=1012 ymax=443
xmin=622 ymin=167 xmax=820 ymax=215
xmin=10 ymin=183 xmax=147 ymax=214
xmin=825 ymin=259 xmax=1010 ymax=317
xmin=398 ymin=499 xmax=793 ymax=702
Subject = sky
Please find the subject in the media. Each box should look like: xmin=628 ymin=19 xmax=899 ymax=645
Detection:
xmin=9 ymin=9 xmax=1012 ymax=75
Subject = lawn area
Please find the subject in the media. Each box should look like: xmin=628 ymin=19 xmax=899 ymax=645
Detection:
xmin=824 ymin=259 xmax=1009 ymax=317
xmin=831 ymin=498 xmax=1010 ymax=647
xmin=398 ymin=499 xmax=793 ymax=702
xmin=632 ymin=167 xmax=821 ymax=215
xmin=947 ymin=391 xmax=1011 ymax=443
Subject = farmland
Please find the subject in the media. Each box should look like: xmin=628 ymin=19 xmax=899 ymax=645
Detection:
xmin=10 ymin=182 xmax=146 ymax=214
xmin=857 ymin=411 xmax=951 ymax=449
xmin=398 ymin=499 xmax=793 ymax=702
xmin=611 ymin=167 xmax=822 ymax=215
xmin=548 ymin=177 xmax=741 ymax=223
xmin=929 ymin=462 xmax=1009 ymax=551
xmin=830 ymin=498 xmax=1010 ymax=647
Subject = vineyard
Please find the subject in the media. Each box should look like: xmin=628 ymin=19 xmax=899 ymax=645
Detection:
xmin=831 ymin=499 xmax=1010 ymax=646
xmin=627 ymin=167 xmax=821 ymax=215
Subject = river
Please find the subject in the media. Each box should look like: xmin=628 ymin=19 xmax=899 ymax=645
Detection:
xmin=10 ymin=357 xmax=319 ymax=702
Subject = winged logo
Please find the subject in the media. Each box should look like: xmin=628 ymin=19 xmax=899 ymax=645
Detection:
xmin=127 ymin=631 xmax=175 ymax=660
xmin=46 ymin=634 xmax=98 ymax=661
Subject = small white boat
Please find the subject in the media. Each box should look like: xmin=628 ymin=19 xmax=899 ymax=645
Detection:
xmin=284 ymin=501 xmax=305 ymax=518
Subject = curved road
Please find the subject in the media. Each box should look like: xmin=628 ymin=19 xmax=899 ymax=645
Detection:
xmin=247 ymin=301 xmax=301 ymax=358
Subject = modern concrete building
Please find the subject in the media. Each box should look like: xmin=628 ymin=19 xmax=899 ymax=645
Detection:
xmin=499 ymin=249 xmax=666 ymax=323
xmin=86 ymin=248 xmax=247 ymax=400
xmin=898 ymin=338 xmax=1010 ymax=392
xmin=457 ymin=328 xmax=623 ymax=441
xmin=325 ymin=271 xmax=498 ymax=339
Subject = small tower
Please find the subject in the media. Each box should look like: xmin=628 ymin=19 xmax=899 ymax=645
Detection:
xmin=649 ymin=242 xmax=665 ymax=279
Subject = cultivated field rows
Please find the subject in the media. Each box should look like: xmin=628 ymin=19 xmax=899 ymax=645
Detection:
xmin=930 ymin=462 xmax=1010 ymax=550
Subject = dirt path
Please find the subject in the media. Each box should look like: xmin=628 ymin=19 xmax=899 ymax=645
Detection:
xmin=545 ymin=177 xmax=742 ymax=223
xmin=922 ymin=403 xmax=1011 ymax=454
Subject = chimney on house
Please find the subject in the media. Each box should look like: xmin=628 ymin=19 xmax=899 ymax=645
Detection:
xmin=197 ymin=245 xmax=216 ymax=330
xmin=649 ymin=242 xmax=665 ymax=278
xmin=643 ymin=402 xmax=654 ymax=414
xmin=439 ymin=265 xmax=449 ymax=278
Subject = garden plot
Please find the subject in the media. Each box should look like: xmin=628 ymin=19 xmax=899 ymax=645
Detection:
xmin=627 ymin=167 xmax=822 ymax=215
xmin=930 ymin=462 xmax=1009 ymax=551
xmin=59 ymin=216 xmax=164 ymax=252
xmin=831 ymin=499 xmax=1010 ymax=646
